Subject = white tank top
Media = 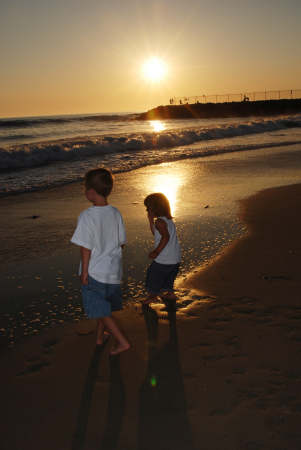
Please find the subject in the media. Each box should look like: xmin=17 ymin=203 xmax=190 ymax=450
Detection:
xmin=154 ymin=217 xmax=181 ymax=264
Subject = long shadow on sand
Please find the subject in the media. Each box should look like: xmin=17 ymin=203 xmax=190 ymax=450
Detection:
xmin=99 ymin=354 xmax=126 ymax=450
xmin=71 ymin=339 xmax=126 ymax=450
xmin=71 ymin=342 xmax=109 ymax=450
xmin=138 ymin=305 xmax=195 ymax=450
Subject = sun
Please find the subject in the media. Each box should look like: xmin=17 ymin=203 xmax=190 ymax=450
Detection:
xmin=142 ymin=57 xmax=167 ymax=82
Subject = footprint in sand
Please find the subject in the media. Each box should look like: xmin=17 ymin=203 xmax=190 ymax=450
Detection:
xmin=17 ymin=360 xmax=50 ymax=377
xmin=43 ymin=338 xmax=58 ymax=355
xmin=224 ymin=335 xmax=241 ymax=349
xmin=16 ymin=339 xmax=58 ymax=376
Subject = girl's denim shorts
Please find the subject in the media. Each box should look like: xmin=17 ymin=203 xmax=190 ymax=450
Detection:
xmin=81 ymin=276 xmax=122 ymax=319
xmin=145 ymin=261 xmax=180 ymax=295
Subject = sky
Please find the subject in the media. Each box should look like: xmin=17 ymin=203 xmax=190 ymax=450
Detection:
xmin=1 ymin=0 xmax=301 ymax=118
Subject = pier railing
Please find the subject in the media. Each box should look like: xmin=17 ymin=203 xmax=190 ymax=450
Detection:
xmin=173 ymin=89 xmax=301 ymax=105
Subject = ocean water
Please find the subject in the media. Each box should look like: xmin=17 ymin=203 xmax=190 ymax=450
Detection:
xmin=1 ymin=111 xmax=301 ymax=196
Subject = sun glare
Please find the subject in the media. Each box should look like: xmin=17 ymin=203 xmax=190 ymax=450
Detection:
xmin=142 ymin=57 xmax=166 ymax=82
xmin=151 ymin=121 xmax=165 ymax=132
xmin=150 ymin=171 xmax=183 ymax=215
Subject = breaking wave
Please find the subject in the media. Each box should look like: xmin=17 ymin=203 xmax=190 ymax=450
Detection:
xmin=1 ymin=115 xmax=301 ymax=171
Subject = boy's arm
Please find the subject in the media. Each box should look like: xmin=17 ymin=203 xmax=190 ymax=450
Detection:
xmin=148 ymin=219 xmax=170 ymax=259
xmin=80 ymin=246 xmax=91 ymax=285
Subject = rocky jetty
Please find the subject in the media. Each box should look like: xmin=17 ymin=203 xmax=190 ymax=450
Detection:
xmin=136 ymin=98 xmax=301 ymax=120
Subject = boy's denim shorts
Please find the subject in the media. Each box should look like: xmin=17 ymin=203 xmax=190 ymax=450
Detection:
xmin=145 ymin=261 xmax=180 ymax=295
xmin=81 ymin=276 xmax=122 ymax=319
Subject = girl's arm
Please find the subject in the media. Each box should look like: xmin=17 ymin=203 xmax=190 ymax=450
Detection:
xmin=80 ymin=246 xmax=91 ymax=285
xmin=148 ymin=218 xmax=170 ymax=259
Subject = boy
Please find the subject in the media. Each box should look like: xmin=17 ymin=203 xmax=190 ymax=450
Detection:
xmin=71 ymin=167 xmax=130 ymax=354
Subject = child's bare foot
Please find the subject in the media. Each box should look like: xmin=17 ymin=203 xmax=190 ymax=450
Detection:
xmin=110 ymin=341 xmax=131 ymax=355
xmin=96 ymin=331 xmax=110 ymax=346
xmin=160 ymin=292 xmax=176 ymax=300
xmin=140 ymin=295 xmax=160 ymax=305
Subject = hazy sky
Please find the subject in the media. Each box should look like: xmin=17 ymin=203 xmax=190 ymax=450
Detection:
xmin=1 ymin=0 xmax=301 ymax=118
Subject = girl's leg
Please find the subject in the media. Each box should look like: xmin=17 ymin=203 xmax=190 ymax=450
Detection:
xmin=142 ymin=261 xmax=161 ymax=304
xmin=141 ymin=293 xmax=160 ymax=304
xmin=100 ymin=315 xmax=131 ymax=354
xmin=160 ymin=291 xmax=176 ymax=299
xmin=96 ymin=318 xmax=110 ymax=345
xmin=160 ymin=263 xmax=180 ymax=300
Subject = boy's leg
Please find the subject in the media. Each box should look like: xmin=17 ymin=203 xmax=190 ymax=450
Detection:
xmin=96 ymin=318 xmax=110 ymax=345
xmin=100 ymin=315 xmax=131 ymax=354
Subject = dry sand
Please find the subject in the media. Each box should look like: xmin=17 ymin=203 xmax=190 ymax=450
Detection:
xmin=0 ymin=182 xmax=301 ymax=450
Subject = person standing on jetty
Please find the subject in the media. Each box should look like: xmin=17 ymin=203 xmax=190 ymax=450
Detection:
xmin=141 ymin=193 xmax=181 ymax=305
xmin=71 ymin=167 xmax=130 ymax=354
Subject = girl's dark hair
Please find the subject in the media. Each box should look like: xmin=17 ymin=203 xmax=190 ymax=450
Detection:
xmin=144 ymin=193 xmax=172 ymax=219
xmin=85 ymin=167 xmax=113 ymax=197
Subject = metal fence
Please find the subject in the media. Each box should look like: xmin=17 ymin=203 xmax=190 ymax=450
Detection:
xmin=173 ymin=89 xmax=301 ymax=105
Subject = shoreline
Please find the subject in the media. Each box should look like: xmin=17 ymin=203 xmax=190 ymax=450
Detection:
xmin=1 ymin=182 xmax=301 ymax=449
xmin=136 ymin=98 xmax=301 ymax=120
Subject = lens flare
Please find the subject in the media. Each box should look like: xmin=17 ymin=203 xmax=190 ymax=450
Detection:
xmin=150 ymin=375 xmax=157 ymax=387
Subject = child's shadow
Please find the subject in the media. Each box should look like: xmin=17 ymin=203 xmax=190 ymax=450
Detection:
xmin=138 ymin=304 xmax=195 ymax=450
xmin=71 ymin=341 xmax=126 ymax=450
xmin=100 ymin=354 xmax=126 ymax=449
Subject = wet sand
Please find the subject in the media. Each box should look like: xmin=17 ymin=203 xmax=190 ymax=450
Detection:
xmin=2 ymin=146 xmax=300 ymax=349
xmin=0 ymin=181 xmax=301 ymax=449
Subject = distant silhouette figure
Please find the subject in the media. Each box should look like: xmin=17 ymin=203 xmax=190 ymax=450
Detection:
xmin=180 ymin=100 xmax=183 ymax=105
xmin=243 ymin=95 xmax=249 ymax=102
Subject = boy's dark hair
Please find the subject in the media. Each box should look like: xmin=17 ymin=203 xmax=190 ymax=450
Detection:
xmin=144 ymin=193 xmax=172 ymax=219
xmin=85 ymin=167 xmax=113 ymax=197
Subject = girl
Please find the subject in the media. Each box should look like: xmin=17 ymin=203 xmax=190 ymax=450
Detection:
xmin=141 ymin=193 xmax=181 ymax=305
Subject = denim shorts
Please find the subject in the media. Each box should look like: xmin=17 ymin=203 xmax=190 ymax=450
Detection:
xmin=145 ymin=261 xmax=180 ymax=295
xmin=81 ymin=276 xmax=122 ymax=319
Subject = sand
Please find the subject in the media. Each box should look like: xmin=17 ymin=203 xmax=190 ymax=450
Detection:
xmin=0 ymin=180 xmax=301 ymax=450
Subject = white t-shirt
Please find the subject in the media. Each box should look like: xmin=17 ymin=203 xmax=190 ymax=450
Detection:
xmin=154 ymin=217 xmax=181 ymax=265
xmin=71 ymin=205 xmax=127 ymax=284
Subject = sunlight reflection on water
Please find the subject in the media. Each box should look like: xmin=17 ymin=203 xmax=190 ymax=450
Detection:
xmin=150 ymin=121 xmax=165 ymax=132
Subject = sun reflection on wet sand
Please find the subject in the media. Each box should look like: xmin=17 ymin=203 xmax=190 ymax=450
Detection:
xmin=143 ymin=166 xmax=183 ymax=215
